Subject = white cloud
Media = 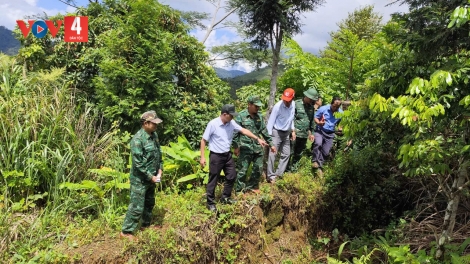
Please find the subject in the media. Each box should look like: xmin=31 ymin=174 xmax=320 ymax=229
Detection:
xmin=0 ymin=0 xmax=69 ymax=30
xmin=293 ymin=0 xmax=409 ymax=54
xmin=66 ymin=6 xmax=77 ymax=13
xmin=163 ymin=0 xmax=408 ymax=72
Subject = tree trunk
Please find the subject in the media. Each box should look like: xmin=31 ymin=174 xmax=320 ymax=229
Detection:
xmin=436 ymin=161 xmax=468 ymax=259
xmin=347 ymin=51 xmax=354 ymax=100
xmin=266 ymin=28 xmax=283 ymax=119
xmin=202 ymin=0 xmax=221 ymax=44
xmin=202 ymin=1 xmax=237 ymax=44
xmin=263 ymin=27 xmax=283 ymax=176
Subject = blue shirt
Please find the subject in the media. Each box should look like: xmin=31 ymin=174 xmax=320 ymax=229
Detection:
xmin=314 ymin=104 xmax=343 ymax=132
xmin=267 ymin=100 xmax=296 ymax=135
xmin=202 ymin=117 xmax=242 ymax=153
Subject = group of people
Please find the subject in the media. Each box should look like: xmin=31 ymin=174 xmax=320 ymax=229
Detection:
xmin=120 ymin=88 xmax=346 ymax=240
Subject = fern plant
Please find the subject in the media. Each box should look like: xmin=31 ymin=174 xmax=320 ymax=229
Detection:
xmin=327 ymin=248 xmax=379 ymax=264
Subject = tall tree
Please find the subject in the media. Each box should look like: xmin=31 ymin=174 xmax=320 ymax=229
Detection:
xmin=229 ymin=0 xmax=325 ymax=113
xmin=335 ymin=5 xmax=382 ymax=40
xmin=320 ymin=5 xmax=383 ymax=99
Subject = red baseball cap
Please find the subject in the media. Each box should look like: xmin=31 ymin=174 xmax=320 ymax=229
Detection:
xmin=281 ymin=88 xmax=295 ymax=101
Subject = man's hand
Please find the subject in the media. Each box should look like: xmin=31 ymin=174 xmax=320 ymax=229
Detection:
xmin=270 ymin=146 xmax=277 ymax=153
xmin=151 ymin=176 xmax=159 ymax=183
xmin=234 ymin=148 xmax=240 ymax=157
xmin=291 ymin=131 xmax=296 ymax=141
xmin=200 ymin=157 xmax=206 ymax=167
xmin=315 ymin=117 xmax=325 ymax=127
xmin=308 ymin=134 xmax=314 ymax=142
xmin=257 ymin=138 xmax=268 ymax=147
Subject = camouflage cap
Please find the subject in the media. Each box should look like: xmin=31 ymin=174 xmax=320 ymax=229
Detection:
xmin=141 ymin=110 xmax=162 ymax=124
xmin=303 ymin=88 xmax=319 ymax=100
xmin=247 ymin=96 xmax=263 ymax=107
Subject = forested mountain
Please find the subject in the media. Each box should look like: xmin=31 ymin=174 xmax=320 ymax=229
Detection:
xmin=0 ymin=26 xmax=20 ymax=55
xmin=213 ymin=67 xmax=246 ymax=78
xmin=224 ymin=65 xmax=285 ymax=98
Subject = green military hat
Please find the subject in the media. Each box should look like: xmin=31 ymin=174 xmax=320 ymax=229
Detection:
xmin=141 ymin=110 xmax=162 ymax=124
xmin=303 ymin=88 xmax=319 ymax=100
xmin=247 ymin=96 xmax=263 ymax=107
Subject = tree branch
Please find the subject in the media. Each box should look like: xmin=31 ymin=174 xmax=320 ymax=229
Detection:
xmin=212 ymin=7 xmax=238 ymax=29
xmin=58 ymin=0 xmax=79 ymax=8
xmin=208 ymin=55 xmax=245 ymax=62
xmin=202 ymin=3 xmax=237 ymax=44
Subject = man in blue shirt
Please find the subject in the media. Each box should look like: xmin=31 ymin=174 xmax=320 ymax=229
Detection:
xmin=311 ymin=96 xmax=343 ymax=170
xmin=266 ymin=88 xmax=296 ymax=183
xmin=200 ymin=104 xmax=267 ymax=212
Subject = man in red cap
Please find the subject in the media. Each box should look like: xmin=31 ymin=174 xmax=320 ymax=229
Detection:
xmin=266 ymin=88 xmax=296 ymax=183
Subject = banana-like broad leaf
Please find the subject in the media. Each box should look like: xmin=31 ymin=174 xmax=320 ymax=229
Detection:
xmin=177 ymin=173 xmax=198 ymax=183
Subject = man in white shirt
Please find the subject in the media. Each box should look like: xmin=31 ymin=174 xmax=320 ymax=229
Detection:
xmin=200 ymin=104 xmax=267 ymax=212
xmin=266 ymin=88 xmax=296 ymax=183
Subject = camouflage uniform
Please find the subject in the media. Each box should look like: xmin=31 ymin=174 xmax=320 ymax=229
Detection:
xmin=122 ymin=112 xmax=163 ymax=234
xmin=233 ymin=98 xmax=273 ymax=192
xmin=290 ymin=88 xmax=318 ymax=171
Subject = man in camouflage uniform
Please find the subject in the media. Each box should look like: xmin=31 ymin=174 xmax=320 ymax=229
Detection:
xmin=289 ymin=88 xmax=319 ymax=171
xmin=121 ymin=111 xmax=163 ymax=241
xmin=233 ymin=96 xmax=276 ymax=194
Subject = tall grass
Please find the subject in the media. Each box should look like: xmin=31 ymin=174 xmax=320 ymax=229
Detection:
xmin=0 ymin=54 xmax=128 ymax=259
xmin=0 ymin=54 xmax=125 ymax=204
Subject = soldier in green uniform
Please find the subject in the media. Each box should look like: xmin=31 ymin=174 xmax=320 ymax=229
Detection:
xmin=289 ymin=88 xmax=319 ymax=171
xmin=120 ymin=111 xmax=163 ymax=241
xmin=233 ymin=96 xmax=276 ymax=194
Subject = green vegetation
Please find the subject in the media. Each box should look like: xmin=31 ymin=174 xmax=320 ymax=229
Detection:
xmin=15 ymin=0 xmax=230 ymax=145
xmin=1 ymin=0 xmax=470 ymax=263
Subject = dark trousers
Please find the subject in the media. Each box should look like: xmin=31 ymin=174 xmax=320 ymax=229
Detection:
xmin=206 ymin=151 xmax=236 ymax=205
xmin=290 ymin=137 xmax=308 ymax=167
xmin=311 ymin=129 xmax=335 ymax=168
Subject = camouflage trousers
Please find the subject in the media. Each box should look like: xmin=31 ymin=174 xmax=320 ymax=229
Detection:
xmin=289 ymin=137 xmax=308 ymax=171
xmin=235 ymin=150 xmax=264 ymax=192
xmin=122 ymin=180 xmax=156 ymax=233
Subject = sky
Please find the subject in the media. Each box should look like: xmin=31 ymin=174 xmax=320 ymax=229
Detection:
xmin=1 ymin=0 xmax=408 ymax=72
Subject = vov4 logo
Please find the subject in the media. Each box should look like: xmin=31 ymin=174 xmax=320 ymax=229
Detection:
xmin=16 ymin=16 xmax=88 ymax=42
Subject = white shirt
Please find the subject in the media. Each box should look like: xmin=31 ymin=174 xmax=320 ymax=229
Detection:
xmin=202 ymin=117 xmax=242 ymax=153
xmin=267 ymin=100 xmax=295 ymax=135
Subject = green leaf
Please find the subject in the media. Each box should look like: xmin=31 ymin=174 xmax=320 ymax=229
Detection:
xmin=176 ymin=173 xmax=198 ymax=183
xmin=461 ymin=145 xmax=470 ymax=153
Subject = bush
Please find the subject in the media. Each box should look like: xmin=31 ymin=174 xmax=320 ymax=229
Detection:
xmin=320 ymin=146 xmax=410 ymax=235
